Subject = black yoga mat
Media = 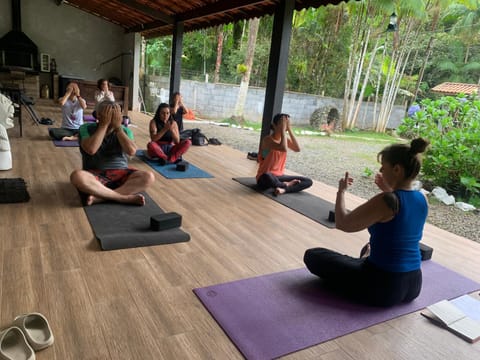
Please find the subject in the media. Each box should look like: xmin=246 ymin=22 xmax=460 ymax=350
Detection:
xmin=52 ymin=139 xmax=79 ymax=147
xmin=83 ymin=192 xmax=190 ymax=250
xmin=233 ymin=177 xmax=335 ymax=228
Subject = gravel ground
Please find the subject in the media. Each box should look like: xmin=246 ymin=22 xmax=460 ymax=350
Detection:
xmin=190 ymin=121 xmax=480 ymax=244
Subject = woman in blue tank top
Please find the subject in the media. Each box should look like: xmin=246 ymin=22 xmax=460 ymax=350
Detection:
xmin=304 ymin=138 xmax=430 ymax=307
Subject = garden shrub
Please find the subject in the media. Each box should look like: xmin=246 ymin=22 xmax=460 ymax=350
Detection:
xmin=397 ymin=94 xmax=480 ymax=202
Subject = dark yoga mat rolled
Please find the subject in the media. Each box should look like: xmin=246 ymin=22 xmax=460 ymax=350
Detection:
xmin=83 ymin=192 xmax=190 ymax=250
xmin=0 ymin=178 xmax=30 ymax=203
xmin=233 ymin=177 xmax=335 ymax=228
xmin=52 ymin=139 xmax=79 ymax=147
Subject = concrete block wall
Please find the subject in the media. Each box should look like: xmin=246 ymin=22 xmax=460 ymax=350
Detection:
xmin=146 ymin=76 xmax=407 ymax=129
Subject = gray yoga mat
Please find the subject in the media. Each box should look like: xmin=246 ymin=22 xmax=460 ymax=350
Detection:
xmin=233 ymin=177 xmax=335 ymax=228
xmin=83 ymin=192 xmax=190 ymax=250
xmin=194 ymin=261 xmax=480 ymax=360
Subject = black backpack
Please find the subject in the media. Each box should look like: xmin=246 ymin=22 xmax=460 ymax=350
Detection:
xmin=191 ymin=128 xmax=209 ymax=146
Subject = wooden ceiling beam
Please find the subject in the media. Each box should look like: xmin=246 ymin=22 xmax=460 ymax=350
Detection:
xmin=128 ymin=19 xmax=169 ymax=34
xmin=116 ymin=0 xmax=175 ymax=24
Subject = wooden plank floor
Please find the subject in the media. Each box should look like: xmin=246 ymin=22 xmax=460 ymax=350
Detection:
xmin=1 ymin=100 xmax=480 ymax=359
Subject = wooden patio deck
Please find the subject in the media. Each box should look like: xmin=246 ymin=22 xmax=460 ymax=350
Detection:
xmin=1 ymin=100 xmax=479 ymax=359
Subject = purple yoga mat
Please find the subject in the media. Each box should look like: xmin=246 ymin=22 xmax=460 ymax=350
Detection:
xmin=83 ymin=115 xmax=96 ymax=123
xmin=193 ymin=261 xmax=480 ymax=360
xmin=53 ymin=139 xmax=79 ymax=147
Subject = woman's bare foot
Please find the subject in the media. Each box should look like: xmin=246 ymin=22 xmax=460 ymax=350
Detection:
xmin=274 ymin=179 xmax=301 ymax=195
xmin=62 ymin=135 xmax=78 ymax=141
xmin=284 ymin=179 xmax=301 ymax=187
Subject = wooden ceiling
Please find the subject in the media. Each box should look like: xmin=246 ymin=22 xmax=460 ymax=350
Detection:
xmin=64 ymin=0 xmax=347 ymax=38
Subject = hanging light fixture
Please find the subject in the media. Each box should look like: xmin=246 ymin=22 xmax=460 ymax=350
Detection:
xmin=387 ymin=12 xmax=398 ymax=32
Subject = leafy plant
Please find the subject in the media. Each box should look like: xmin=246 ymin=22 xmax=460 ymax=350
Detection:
xmin=397 ymin=94 xmax=480 ymax=202
xmin=461 ymin=176 xmax=480 ymax=198
xmin=362 ymin=167 xmax=374 ymax=178
xmin=468 ymin=195 xmax=480 ymax=208
xmin=236 ymin=63 xmax=248 ymax=74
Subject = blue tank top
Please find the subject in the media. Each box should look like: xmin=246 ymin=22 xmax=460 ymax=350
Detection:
xmin=368 ymin=190 xmax=428 ymax=272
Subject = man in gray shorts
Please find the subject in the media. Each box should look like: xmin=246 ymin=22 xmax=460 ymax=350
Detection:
xmin=70 ymin=100 xmax=154 ymax=205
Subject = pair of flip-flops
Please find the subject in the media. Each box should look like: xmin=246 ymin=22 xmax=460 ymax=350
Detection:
xmin=39 ymin=118 xmax=53 ymax=125
xmin=0 ymin=313 xmax=54 ymax=360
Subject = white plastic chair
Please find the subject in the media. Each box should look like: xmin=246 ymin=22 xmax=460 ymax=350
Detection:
xmin=0 ymin=93 xmax=14 ymax=170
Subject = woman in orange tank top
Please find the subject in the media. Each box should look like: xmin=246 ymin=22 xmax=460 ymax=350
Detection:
xmin=256 ymin=113 xmax=312 ymax=195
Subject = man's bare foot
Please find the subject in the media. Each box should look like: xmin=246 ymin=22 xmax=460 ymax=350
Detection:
xmin=85 ymin=194 xmax=103 ymax=206
xmin=124 ymin=193 xmax=146 ymax=206
xmin=85 ymin=193 xmax=145 ymax=206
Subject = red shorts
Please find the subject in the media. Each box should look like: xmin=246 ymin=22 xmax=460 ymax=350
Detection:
xmin=88 ymin=168 xmax=137 ymax=189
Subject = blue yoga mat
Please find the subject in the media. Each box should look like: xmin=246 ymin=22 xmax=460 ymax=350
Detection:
xmin=194 ymin=261 xmax=480 ymax=360
xmin=136 ymin=150 xmax=213 ymax=179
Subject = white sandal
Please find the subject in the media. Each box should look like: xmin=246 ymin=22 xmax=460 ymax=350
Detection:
xmin=12 ymin=313 xmax=53 ymax=351
xmin=0 ymin=326 xmax=35 ymax=360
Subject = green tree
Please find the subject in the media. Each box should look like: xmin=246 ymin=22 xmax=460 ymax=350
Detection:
xmin=214 ymin=25 xmax=225 ymax=83
xmin=233 ymin=18 xmax=260 ymax=120
xmin=442 ymin=1 xmax=480 ymax=63
xmin=287 ymin=6 xmax=350 ymax=96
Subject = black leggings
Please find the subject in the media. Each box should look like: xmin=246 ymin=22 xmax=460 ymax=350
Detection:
xmin=48 ymin=128 xmax=78 ymax=140
xmin=303 ymin=248 xmax=422 ymax=307
xmin=257 ymin=173 xmax=313 ymax=193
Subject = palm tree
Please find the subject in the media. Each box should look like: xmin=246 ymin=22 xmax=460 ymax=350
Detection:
xmin=442 ymin=1 xmax=480 ymax=64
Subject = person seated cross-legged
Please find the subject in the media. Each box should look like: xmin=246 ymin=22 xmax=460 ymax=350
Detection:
xmin=70 ymin=100 xmax=154 ymax=206
xmin=146 ymin=102 xmax=191 ymax=165
xmin=304 ymin=138 xmax=430 ymax=307
xmin=256 ymin=113 xmax=312 ymax=195
xmin=49 ymin=81 xmax=87 ymax=141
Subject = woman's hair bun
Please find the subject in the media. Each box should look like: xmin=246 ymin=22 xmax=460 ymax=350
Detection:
xmin=410 ymin=138 xmax=429 ymax=155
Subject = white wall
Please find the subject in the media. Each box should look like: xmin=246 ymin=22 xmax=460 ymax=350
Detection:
xmin=0 ymin=0 xmax=132 ymax=86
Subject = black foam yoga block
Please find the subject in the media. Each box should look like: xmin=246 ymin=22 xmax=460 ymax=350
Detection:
xmin=420 ymin=242 xmax=433 ymax=261
xmin=150 ymin=212 xmax=182 ymax=231
xmin=176 ymin=161 xmax=189 ymax=171
xmin=328 ymin=210 xmax=335 ymax=222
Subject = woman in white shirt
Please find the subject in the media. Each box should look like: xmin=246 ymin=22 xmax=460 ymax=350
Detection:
xmin=93 ymin=79 xmax=115 ymax=118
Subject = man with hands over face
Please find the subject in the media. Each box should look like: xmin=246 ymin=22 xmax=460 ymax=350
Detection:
xmin=70 ymin=100 xmax=154 ymax=206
